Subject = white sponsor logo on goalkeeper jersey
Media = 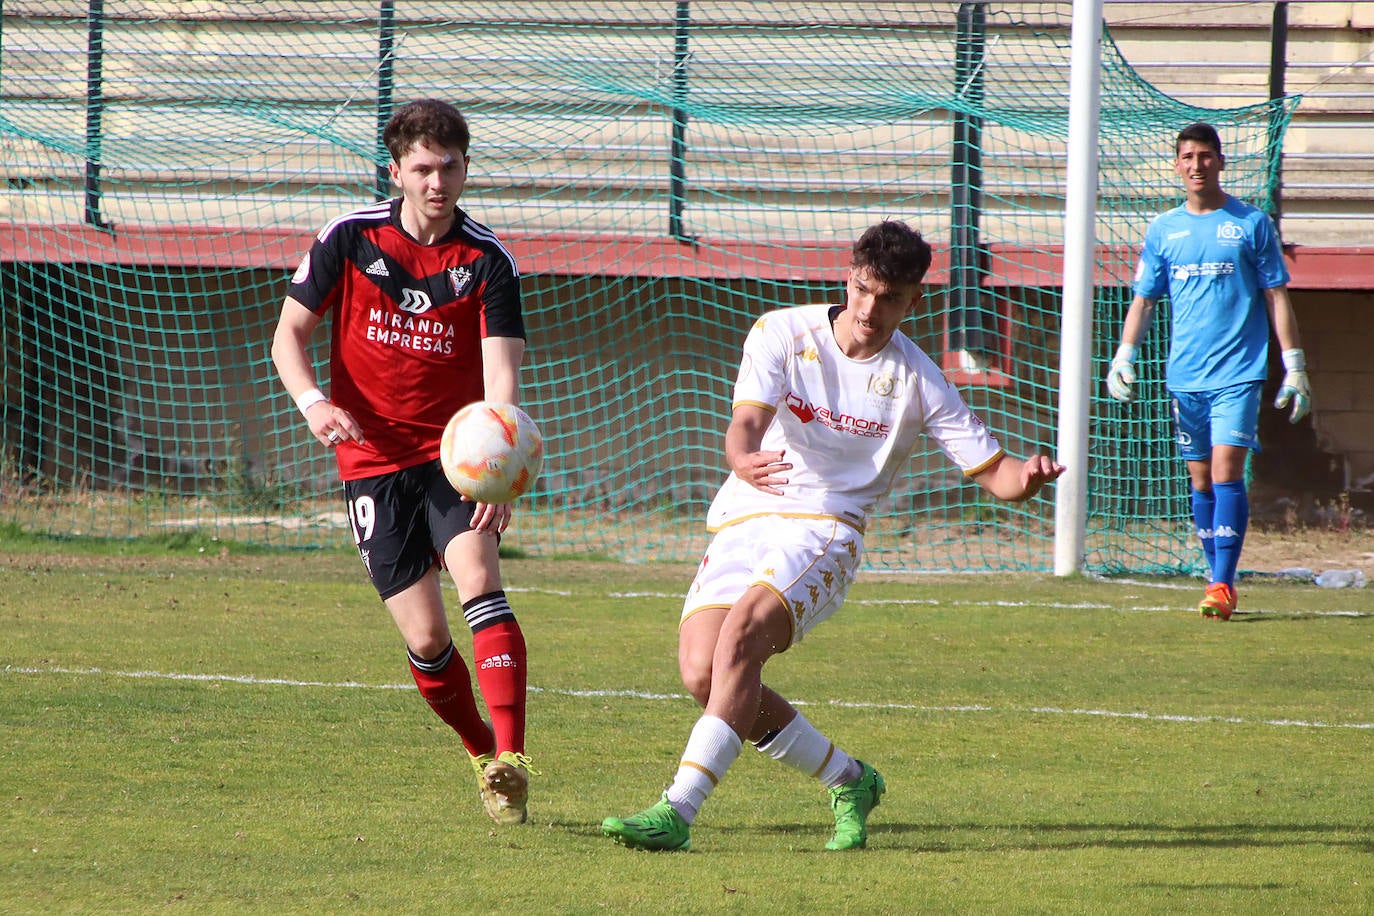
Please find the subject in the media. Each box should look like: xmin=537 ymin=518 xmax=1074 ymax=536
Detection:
xmin=1171 ymin=261 xmax=1235 ymax=282
xmin=1167 ymin=229 xmax=1191 ymax=240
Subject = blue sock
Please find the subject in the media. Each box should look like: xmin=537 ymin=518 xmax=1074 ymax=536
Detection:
xmin=1210 ymin=480 xmax=1249 ymax=587
xmin=1190 ymin=486 xmax=1217 ymax=580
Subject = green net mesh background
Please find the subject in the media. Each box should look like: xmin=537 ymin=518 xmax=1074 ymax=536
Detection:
xmin=0 ymin=1 xmax=1297 ymax=572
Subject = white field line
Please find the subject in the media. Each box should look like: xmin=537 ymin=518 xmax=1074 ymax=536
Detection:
xmin=851 ymin=598 xmax=1371 ymax=617
xmin=615 ymin=591 xmax=1371 ymax=617
xmin=5 ymin=664 xmax=1371 ymax=731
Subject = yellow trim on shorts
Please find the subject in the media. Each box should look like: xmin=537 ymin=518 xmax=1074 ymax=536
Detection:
xmin=752 ymin=580 xmax=796 ymax=650
xmin=679 ymin=589 xmax=797 ymax=650
xmin=679 ymin=603 xmax=732 ymax=630
xmin=707 ymin=511 xmax=865 ymax=535
xmin=962 ymin=448 xmax=1006 ymax=478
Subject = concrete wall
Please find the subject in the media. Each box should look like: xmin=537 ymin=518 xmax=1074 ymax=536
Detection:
xmin=1291 ymin=291 xmax=1374 ymax=494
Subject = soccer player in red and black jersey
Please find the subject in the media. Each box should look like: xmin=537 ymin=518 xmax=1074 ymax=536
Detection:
xmin=271 ymin=98 xmax=535 ymax=824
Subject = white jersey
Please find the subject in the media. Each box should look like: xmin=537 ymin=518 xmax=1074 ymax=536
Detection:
xmin=706 ymin=304 xmax=1003 ymax=532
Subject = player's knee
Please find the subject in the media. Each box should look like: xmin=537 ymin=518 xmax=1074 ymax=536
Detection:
xmin=407 ymin=630 xmax=454 ymax=662
xmin=678 ymin=658 xmax=712 ymax=706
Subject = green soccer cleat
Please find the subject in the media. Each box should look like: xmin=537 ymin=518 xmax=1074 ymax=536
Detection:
xmin=602 ymin=794 xmax=691 ymax=851
xmin=826 ymin=761 xmax=885 ymax=850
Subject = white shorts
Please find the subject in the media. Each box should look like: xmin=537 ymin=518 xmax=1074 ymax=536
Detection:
xmin=681 ymin=515 xmax=865 ymax=648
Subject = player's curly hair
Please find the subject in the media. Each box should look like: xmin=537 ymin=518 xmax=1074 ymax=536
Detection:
xmin=382 ymin=98 xmax=471 ymax=162
xmin=850 ymin=220 xmax=933 ymax=287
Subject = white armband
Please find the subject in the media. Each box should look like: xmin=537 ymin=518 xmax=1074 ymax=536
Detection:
xmin=295 ymin=387 xmax=328 ymax=417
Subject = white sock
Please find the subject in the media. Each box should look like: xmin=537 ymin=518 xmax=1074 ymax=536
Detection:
xmin=755 ymin=712 xmax=860 ymax=788
xmin=664 ymin=715 xmax=742 ymax=824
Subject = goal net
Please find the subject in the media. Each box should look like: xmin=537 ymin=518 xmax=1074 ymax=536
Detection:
xmin=0 ymin=1 xmax=1296 ymax=573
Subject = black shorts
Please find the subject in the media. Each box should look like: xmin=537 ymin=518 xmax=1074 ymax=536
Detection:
xmin=342 ymin=459 xmax=480 ymax=600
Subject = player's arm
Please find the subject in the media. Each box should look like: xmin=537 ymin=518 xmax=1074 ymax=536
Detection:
xmin=481 ymin=335 xmax=526 ymax=406
xmin=1105 ymin=295 xmax=1156 ymax=403
xmin=1118 ymin=294 xmax=1156 ymax=350
xmin=724 ymin=403 xmax=791 ymax=495
xmin=1265 ymin=285 xmax=1302 ymax=354
xmin=1265 ymin=285 xmax=1311 ymax=422
xmin=270 ymin=297 xmax=362 ymax=446
xmin=970 ymin=452 xmax=1066 ymax=502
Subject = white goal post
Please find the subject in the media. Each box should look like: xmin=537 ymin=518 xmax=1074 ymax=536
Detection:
xmin=1054 ymin=0 xmax=1104 ymax=576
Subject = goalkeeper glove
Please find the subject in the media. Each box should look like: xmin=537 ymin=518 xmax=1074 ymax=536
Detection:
xmin=1106 ymin=343 xmax=1138 ymax=403
xmin=1275 ymin=348 xmax=1311 ymax=423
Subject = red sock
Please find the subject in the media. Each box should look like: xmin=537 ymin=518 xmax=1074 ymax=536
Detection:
xmin=408 ymin=644 xmax=494 ymax=757
xmin=472 ymin=620 xmax=527 ymax=755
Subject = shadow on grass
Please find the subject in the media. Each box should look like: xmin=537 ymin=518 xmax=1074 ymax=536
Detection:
xmin=1229 ymin=609 xmax=1374 ymax=623
xmin=1130 ymin=881 xmax=1290 ymax=891
xmin=747 ymin=820 xmax=1374 ymax=853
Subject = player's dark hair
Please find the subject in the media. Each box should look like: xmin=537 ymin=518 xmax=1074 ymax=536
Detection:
xmin=382 ymin=98 xmax=471 ymax=162
xmin=851 ymin=220 xmax=933 ymax=286
xmin=1176 ymin=122 xmax=1222 ymax=155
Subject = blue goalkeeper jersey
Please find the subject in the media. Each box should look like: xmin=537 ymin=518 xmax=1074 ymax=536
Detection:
xmin=1132 ymin=194 xmax=1289 ymax=393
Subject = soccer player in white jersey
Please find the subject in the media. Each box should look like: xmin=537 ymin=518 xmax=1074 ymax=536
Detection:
xmin=1106 ymin=122 xmax=1310 ymax=621
xmin=601 ymin=221 xmax=1065 ymax=852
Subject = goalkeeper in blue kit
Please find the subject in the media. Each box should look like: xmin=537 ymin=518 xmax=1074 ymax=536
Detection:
xmin=1106 ymin=122 xmax=1311 ymax=620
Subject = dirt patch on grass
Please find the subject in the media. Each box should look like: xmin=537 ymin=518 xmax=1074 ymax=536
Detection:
xmin=1244 ymin=525 xmax=1374 ymax=575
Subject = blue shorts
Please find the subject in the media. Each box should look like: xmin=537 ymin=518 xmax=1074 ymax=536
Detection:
xmin=1170 ymin=382 xmax=1263 ymax=461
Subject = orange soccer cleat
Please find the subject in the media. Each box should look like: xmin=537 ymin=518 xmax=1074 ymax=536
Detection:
xmin=1197 ymin=582 xmax=1237 ymax=621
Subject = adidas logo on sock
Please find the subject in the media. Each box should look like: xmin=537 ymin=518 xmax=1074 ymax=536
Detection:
xmin=479 ymin=653 xmax=517 ymax=670
xmin=364 ymin=258 xmax=389 ymax=277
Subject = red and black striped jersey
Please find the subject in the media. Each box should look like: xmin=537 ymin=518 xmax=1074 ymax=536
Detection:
xmin=288 ymin=198 xmax=524 ymax=480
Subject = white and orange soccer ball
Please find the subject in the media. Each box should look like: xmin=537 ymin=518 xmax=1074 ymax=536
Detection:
xmin=439 ymin=401 xmax=544 ymax=504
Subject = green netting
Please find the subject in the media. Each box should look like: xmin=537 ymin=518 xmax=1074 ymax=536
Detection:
xmin=0 ymin=1 xmax=1297 ymax=572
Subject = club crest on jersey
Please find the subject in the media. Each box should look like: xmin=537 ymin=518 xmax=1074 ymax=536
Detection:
xmin=447 ymin=265 xmax=473 ymax=297
xmin=868 ymin=372 xmax=901 ymax=398
xmin=1217 ymin=221 xmax=1244 ymax=242
xmin=398 ymin=288 xmax=433 ymax=314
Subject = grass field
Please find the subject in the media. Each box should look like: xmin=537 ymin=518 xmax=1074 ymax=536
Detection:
xmin=2 ymin=535 xmax=1371 ymax=914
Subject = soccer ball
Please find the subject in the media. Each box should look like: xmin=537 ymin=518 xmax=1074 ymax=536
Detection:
xmin=439 ymin=401 xmax=544 ymax=504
